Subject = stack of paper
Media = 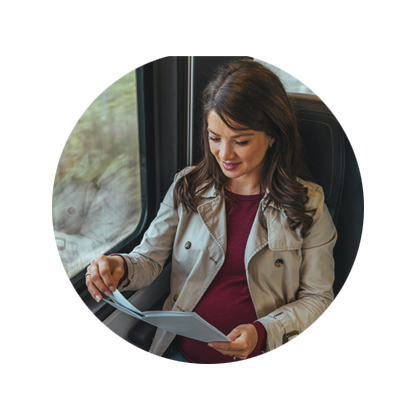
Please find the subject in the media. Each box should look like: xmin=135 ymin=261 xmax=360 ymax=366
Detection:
xmin=102 ymin=289 xmax=231 ymax=343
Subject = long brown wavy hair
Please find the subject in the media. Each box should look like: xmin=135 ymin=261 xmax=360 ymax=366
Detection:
xmin=173 ymin=59 xmax=314 ymax=238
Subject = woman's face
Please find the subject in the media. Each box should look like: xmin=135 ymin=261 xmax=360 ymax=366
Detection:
xmin=207 ymin=111 xmax=275 ymax=188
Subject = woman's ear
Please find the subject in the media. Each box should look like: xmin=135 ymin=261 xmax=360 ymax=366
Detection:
xmin=268 ymin=137 xmax=276 ymax=147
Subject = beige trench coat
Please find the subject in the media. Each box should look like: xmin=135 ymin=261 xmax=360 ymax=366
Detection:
xmin=118 ymin=169 xmax=337 ymax=356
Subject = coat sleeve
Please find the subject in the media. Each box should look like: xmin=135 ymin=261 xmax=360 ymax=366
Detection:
xmin=257 ymin=186 xmax=337 ymax=351
xmin=116 ymin=173 xmax=181 ymax=291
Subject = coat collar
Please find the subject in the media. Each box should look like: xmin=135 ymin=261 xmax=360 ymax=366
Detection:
xmin=201 ymin=183 xmax=281 ymax=210
xmin=201 ymin=185 xmax=219 ymax=198
xmin=197 ymin=184 xmax=303 ymax=255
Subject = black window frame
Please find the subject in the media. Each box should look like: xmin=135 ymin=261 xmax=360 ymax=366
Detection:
xmin=71 ymin=62 xmax=158 ymax=319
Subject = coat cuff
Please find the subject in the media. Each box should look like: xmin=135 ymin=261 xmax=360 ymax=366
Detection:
xmin=257 ymin=312 xmax=301 ymax=351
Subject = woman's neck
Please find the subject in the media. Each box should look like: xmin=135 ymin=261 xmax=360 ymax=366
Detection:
xmin=225 ymin=180 xmax=262 ymax=196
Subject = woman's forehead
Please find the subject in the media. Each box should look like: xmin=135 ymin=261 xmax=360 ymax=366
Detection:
xmin=207 ymin=111 xmax=262 ymax=136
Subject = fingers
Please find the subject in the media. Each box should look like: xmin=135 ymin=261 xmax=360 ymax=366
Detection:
xmin=208 ymin=339 xmax=248 ymax=359
xmin=208 ymin=324 xmax=258 ymax=360
xmin=85 ymin=268 xmax=103 ymax=303
xmin=98 ymin=255 xmax=117 ymax=290
xmin=85 ymin=255 xmax=116 ymax=302
xmin=208 ymin=342 xmax=247 ymax=359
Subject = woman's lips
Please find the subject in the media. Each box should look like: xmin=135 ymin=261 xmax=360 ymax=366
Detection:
xmin=222 ymin=161 xmax=241 ymax=170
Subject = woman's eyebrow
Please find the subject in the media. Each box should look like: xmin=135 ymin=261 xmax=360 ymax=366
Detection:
xmin=207 ymin=128 xmax=255 ymax=139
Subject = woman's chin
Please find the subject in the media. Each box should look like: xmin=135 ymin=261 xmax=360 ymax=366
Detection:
xmin=222 ymin=170 xmax=243 ymax=181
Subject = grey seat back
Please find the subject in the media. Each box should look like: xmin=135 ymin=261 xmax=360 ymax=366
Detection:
xmin=290 ymin=93 xmax=364 ymax=296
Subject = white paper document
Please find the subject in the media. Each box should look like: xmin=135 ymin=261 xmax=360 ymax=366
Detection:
xmin=102 ymin=289 xmax=230 ymax=343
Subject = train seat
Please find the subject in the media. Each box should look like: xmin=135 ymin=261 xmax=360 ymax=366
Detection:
xmin=328 ymin=56 xmax=364 ymax=101
xmin=290 ymin=93 xmax=364 ymax=363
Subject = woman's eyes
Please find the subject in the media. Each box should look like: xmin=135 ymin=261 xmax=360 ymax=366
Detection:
xmin=208 ymin=137 xmax=249 ymax=146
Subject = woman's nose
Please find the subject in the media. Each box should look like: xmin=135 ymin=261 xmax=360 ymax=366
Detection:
xmin=220 ymin=142 xmax=233 ymax=160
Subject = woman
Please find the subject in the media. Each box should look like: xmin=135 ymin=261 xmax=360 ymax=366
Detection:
xmin=85 ymin=60 xmax=337 ymax=363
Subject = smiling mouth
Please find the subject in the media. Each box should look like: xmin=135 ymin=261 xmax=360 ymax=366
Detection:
xmin=222 ymin=161 xmax=241 ymax=171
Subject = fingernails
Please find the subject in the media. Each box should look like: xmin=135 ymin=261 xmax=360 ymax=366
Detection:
xmin=95 ymin=295 xmax=100 ymax=302
xmin=105 ymin=290 xmax=111 ymax=297
xmin=208 ymin=343 xmax=214 ymax=348
xmin=109 ymin=286 xmax=115 ymax=292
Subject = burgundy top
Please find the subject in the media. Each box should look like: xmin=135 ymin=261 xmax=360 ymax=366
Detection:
xmin=115 ymin=189 xmax=267 ymax=363
xmin=177 ymin=190 xmax=267 ymax=363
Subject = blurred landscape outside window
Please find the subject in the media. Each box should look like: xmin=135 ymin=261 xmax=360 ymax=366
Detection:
xmin=254 ymin=56 xmax=334 ymax=95
xmin=53 ymin=70 xmax=141 ymax=279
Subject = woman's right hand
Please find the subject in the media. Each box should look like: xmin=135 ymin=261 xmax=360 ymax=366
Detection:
xmin=85 ymin=255 xmax=125 ymax=302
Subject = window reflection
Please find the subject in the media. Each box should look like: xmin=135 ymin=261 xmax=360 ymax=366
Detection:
xmin=53 ymin=70 xmax=141 ymax=278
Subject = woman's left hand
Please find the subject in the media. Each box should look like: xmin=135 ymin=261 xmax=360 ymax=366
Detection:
xmin=208 ymin=324 xmax=258 ymax=360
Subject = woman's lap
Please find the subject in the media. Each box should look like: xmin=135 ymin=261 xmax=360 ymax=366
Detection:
xmin=162 ymin=342 xmax=191 ymax=363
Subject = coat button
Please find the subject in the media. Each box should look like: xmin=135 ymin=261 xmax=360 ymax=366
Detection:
xmin=275 ymin=259 xmax=283 ymax=267
xmin=184 ymin=241 xmax=191 ymax=249
xmin=173 ymin=294 xmax=179 ymax=301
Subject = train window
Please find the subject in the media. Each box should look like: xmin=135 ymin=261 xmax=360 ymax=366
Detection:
xmin=52 ymin=70 xmax=141 ymax=279
xmin=254 ymin=56 xmax=333 ymax=95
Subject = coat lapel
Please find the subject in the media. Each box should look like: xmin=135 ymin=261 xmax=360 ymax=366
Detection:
xmin=245 ymin=196 xmax=304 ymax=268
xmin=197 ymin=187 xmax=227 ymax=254
xmin=266 ymin=206 xmax=303 ymax=251
xmin=244 ymin=204 xmax=268 ymax=267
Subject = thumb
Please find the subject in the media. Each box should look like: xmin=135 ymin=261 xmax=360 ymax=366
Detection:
xmin=227 ymin=326 xmax=243 ymax=342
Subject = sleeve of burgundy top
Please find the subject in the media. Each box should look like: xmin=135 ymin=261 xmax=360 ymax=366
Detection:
xmin=252 ymin=321 xmax=267 ymax=353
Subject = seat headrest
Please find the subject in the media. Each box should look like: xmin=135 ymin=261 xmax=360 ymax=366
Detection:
xmin=289 ymin=93 xmax=346 ymax=224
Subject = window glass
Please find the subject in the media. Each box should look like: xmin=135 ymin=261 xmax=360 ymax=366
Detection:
xmin=53 ymin=70 xmax=141 ymax=279
xmin=254 ymin=56 xmax=333 ymax=95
